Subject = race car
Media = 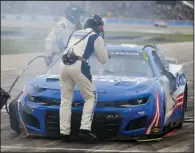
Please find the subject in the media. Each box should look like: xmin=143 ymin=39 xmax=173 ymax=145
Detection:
xmin=9 ymin=44 xmax=188 ymax=141
xmin=153 ymin=20 xmax=168 ymax=28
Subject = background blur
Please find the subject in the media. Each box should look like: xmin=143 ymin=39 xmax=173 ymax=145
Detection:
xmin=1 ymin=3 xmax=194 ymax=149
xmin=1 ymin=1 xmax=194 ymax=20
xmin=1 ymin=1 xmax=194 ymax=55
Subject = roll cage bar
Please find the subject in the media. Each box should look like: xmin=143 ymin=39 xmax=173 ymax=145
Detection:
xmin=142 ymin=44 xmax=159 ymax=51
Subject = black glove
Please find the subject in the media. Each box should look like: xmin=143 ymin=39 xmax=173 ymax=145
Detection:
xmin=45 ymin=56 xmax=52 ymax=67
xmin=0 ymin=88 xmax=10 ymax=110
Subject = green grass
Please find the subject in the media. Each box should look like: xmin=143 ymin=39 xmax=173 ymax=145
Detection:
xmin=1 ymin=26 xmax=193 ymax=55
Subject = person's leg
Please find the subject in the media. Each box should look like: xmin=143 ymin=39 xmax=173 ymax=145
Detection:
xmin=75 ymin=75 xmax=96 ymax=131
xmin=59 ymin=63 xmax=75 ymax=137
xmin=70 ymin=62 xmax=97 ymax=140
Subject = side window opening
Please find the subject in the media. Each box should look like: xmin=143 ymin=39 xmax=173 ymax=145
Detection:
xmin=157 ymin=51 xmax=169 ymax=69
xmin=152 ymin=50 xmax=166 ymax=75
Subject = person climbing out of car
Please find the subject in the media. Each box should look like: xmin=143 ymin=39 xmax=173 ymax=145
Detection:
xmin=59 ymin=14 xmax=109 ymax=142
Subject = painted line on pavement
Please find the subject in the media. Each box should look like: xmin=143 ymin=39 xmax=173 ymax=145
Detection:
xmin=1 ymin=145 xmax=144 ymax=152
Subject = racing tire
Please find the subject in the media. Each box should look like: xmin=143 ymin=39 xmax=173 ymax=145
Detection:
xmin=162 ymin=98 xmax=169 ymax=135
xmin=176 ymin=84 xmax=188 ymax=129
xmin=9 ymin=101 xmax=21 ymax=134
xmin=177 ymin=98 xmax=185 ymax=129
xmin=183 ymin=84 xmax=188 ymax=111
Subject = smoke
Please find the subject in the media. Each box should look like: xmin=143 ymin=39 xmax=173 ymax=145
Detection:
xmin=1 ymin=1 xmax=194 ymax=20
xmin=1 ymin=1 xmax=157 ymax=19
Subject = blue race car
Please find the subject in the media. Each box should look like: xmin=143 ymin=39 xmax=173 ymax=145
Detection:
xmin=9 ymin=44 xmax=188 ymax=141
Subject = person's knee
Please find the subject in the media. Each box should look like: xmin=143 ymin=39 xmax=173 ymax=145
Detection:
xmin=60 ymin=99 xmax=72 ymax=107
xmin=84 ymin=92 xmax=96 ymax=102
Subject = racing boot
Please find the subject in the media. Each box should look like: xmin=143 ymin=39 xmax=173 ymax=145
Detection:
xmin=60 ymin=134 xmax=71 ymax=142
xmin=79 ymin=129 xmax=97 ymax=141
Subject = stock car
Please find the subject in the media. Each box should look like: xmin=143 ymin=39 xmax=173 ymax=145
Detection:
xmin=153 ymin=20 xmax=168 ymax=28
xmin=9 ymin=44 xmax=188 ymax=141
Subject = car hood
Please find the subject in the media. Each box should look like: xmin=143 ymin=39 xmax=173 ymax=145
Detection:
xmin=26 ymin=75 xmax=156 ymax=101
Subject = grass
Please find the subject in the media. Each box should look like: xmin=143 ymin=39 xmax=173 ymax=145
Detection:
xmin=1 ymin=26 xmax=193 ymax=55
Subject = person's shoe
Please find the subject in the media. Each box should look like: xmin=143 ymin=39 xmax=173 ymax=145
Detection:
xmin=60 ymin=134 xmax=71 ymax=142
xmin=79 ymin=129 xmax=97 ymax=141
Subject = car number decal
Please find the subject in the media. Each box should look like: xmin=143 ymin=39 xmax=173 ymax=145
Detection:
xmin=93 ymin=75 xmax=148 ymax=83
xmin=176 ymin=73 xmax=186 ymax=87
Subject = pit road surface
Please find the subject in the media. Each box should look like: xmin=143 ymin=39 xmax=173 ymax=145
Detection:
xmin=1 ymin=42 xmax=194 ymax=152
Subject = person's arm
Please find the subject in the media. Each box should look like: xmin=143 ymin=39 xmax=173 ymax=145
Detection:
xmin=44 ymin=24 xmax=65 ymax=66
xmin=93 ymin=36 xmax=109 ymax=64
xmin=45 ymin=24 xmax=65 ymax=56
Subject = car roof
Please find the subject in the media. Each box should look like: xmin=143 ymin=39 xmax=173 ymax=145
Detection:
xmin=106 ymin=44 xmax=156 ymax=53
xmin=106 ymin=44 xmax=144 ymax=52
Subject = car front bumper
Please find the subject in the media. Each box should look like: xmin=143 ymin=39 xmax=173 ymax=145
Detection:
xmin=18 ymin=95 xmax=163 ymax=139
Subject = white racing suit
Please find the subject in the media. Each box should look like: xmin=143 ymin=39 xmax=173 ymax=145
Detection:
xmin=44 ymin=17 xmax=76 ymax=64
xmin=59 ymin=28 xmax=109 ymax=135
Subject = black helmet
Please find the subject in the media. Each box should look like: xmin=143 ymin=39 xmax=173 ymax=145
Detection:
xmin=64 ymin=3 xmax=86 ymax=24
xmin=84 ymin=14 xmax=104 ymax=33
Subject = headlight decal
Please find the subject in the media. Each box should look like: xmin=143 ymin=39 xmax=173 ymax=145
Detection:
xmin=27 ymin=94 xmax=60 ymax=105
xmin=118 ymin=97 xmax=149 ymax=107
xmin=23 ymin=83 xmax=46 ymax=95
xmin=145 ymin=90 xmax=160 ymax=134
xmin=95 ymin=97 xmax=149 ymax=107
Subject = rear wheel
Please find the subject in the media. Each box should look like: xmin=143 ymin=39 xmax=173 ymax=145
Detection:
xmin=183 ymin=84 xmax=188 ymax=111
xmin=177 ymin=106 xmax=184 ymax=129
xmin=177 ymin=86 xmax=187 ymax=129
xmin=162 ymin=99 xmax=169 ymax=135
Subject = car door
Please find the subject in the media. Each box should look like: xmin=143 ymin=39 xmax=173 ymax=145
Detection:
xmin=152 ymin=50 xmax=177 ymax=93
xmin=151 ymin=50 xmax=176 ymax=116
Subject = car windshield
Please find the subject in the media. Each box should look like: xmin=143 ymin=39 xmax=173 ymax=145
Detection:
xmin=48 ymin=50 xmax=154 ymax=78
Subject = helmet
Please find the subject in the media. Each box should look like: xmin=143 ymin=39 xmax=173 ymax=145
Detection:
xmin=84 ymin=14 xmax=104 ymax=33
xmin=89 ymin=14 xmax=104 ymax=26
xmin=64 ymin=3 xmax=86 ymax=24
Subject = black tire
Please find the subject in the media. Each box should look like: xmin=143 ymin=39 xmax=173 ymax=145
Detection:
xmin=177 ymin=86 xmax=187 ymax=129
xmin=162 ymin=96 xmax=168 ymax=135
xmin=177 ymin=106 xmax=184 ymax=129
xmin=177 ymin=88 xmax=187 ymax=129
xmin=9 ymin=101 xmax=21 ymax=134
xmin=183 ymin=84 xmax=188 ymax=111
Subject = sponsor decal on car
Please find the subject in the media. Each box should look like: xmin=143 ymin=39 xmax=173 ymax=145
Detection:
xmin=176 ymin=73 xmax=186 ymax=87
xmin=93 ymin=75 xmax=148 ymax=83
xmin=110 ymin=52 xmax=139 ymax=56
xmin=140 ymin=51 xmax=149 ymax=61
